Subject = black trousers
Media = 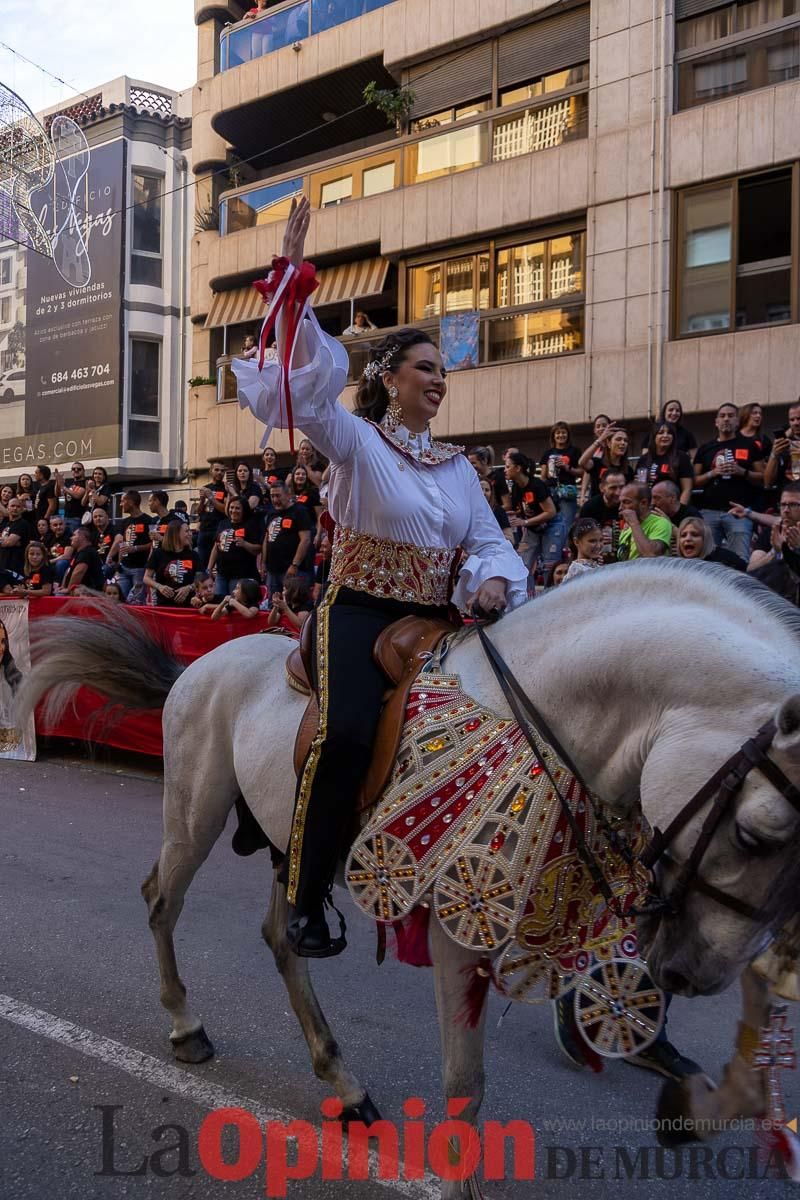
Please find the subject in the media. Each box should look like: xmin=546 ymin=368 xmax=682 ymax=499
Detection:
xmin=286 ymin=586 xmax=448 ymax=913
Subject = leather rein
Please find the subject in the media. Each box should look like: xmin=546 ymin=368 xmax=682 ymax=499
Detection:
xmin=475 ymin=621 xmax=800 ymax=924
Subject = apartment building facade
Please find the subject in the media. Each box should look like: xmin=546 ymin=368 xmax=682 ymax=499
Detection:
xmin=189 ymin=0 xmax=800 ymax=471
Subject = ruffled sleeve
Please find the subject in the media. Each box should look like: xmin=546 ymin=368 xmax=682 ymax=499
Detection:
xmin=452 ymin=462 xmax=529 ymax=612
xmin=231 ymin=311 xmax=367 ymax=463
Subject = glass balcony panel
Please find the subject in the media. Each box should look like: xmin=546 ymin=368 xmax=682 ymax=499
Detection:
xmin=221 ymin=177 xmax=304 ymax=234
xmin=493 ymin=93 xmax=588 ymax=160
xmin=217 ymin=359 xmax=239 ymax=403
xmin=410 ymin=263 xmax=442 ymax=320
xmin=222 ymin=2 xmax=310 ymax=69
xmin=362 ymin=161 xmax=395 ymax=196
xmin=311 ymin=0 xmax=396 ymax=34
xmin=405 ymin=123 xmax=487 ymax=185
xmin=678 ymin=184 xmax=733 ymax=334
xmin=487 ymin=307 xmax=584 ymax=362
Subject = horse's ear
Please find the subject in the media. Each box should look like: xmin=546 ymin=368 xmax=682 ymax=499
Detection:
xmin=774 ymin=696 xmax=800 ymax=756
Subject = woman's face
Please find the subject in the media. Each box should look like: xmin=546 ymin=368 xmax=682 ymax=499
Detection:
xmin=28 ymin=544 xmax=44 ymax=568
xmin=665 ymin=401 xmax=682 ymax=424
xmin=679 ymin=524 xmax=704 ymax=558
xmin=609 ymin=432 xmax=629 ymax=457
xmin=180 ymin=524 xmax=192 ymax=550
xmin=228 ymin=500 xmax=244 ymax=524
xmin=92 ymin=509 xmax=108 ymax=530
xmin=387 ymin=343 xmax=447 ymax=431
xmin=93 ymin=469 xmax=106 ymax=486
xmin=552 ymin=563 xmax=569 ymax=586
xmin=1 ymin=487 xmax=13 ymax=504
xmin=577 ymin=529 xmax=604 ymax=560
xmin=236 ymin=464 xmax=250 ymax=485
xmin=263 ymin=448 xmax=276 ymax=468
xmin=479 ymin=479 xmax=493 ymax=504
xmin=37 ymin=519 xmax=48 ymax=539
xmin=299 ymin=440 xmax=313 ymax=463
xmin=19 ymin=474 xmax=32 ymax=491
xmin=594 ymin=416 xmax=610 ymax=438
xmin=749 ymin=405 xmax=763 ymax=429
xmin=293 ymin=467 xmax=308 ymax=489
xmin=553 ymin=426 xmax=569 ymax=449
xmin=655 ymin=426 xmax=673 ymax=455
xmin=504 ymin=461 xmax=521 ymax=483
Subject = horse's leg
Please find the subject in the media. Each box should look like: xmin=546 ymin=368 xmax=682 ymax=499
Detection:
xmin=657 ymin=964 xmax=770 ymax=1144
xmin=429 ymin=915 xmax=490 ymax=1200
xmin=261 ymin=873 xmax=379 ymax=1119
xmin=142 ymin=781 xmax=232 ymax=1064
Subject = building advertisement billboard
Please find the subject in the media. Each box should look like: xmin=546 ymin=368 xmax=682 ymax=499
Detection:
xmin=0 ymin=137 xmax=125 ymax=468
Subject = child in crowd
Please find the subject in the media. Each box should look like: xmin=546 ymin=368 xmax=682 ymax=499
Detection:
xmin=104 ymin=582 xmax=123 ymax=603
xmin=14 ymin=542 xmax=55 ymax=596
xmin=190 ymin=573 xmax=217 ymax=614
xmin=563 ymin=519 xmax=604 ymax=582
xmin=266 ymin=575 xmax=313 ymax=636
xmin=211 ymin=578 xmax=262 ymax=620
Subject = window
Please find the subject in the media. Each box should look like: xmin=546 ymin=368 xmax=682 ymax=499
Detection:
xmin=676 ymin=168 xmax=794 ymax=335
xmin=362 ymin=162 xmax=395 ymax=197
xmin=496 ymin=233 xmax=584 ymax=307
xmin=0 ymin=298 xmax=10 ymax=324
xmin=493 ymin=93 xmax=589 ymax=160
xmin=406 ymin=123 xmax=488 ymax=185
xmin=411 ymin=99 xmax=489 ymax=132
xmin=675 ymin=1 xmax=800 ymax=109
xmin=320 ymin=176 xmax=353 ymax=207
xmin=132 ymin=173 xmax=163 ymax=287
xmin=129 ymin=339 xmax=160 ymax=452
xmin=409 ymin=252 xmax=491 ymax=320
xmin=500 ymin=63 xmax=590 ymax=105
xmin=221 ymin=177 xmax=303 ymax=234
xmin=0 ymin=258 xmax=11 ymax=287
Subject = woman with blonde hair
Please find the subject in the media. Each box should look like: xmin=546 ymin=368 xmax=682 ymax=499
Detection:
xmin=676 ymin=516 xmax=746 ymax=570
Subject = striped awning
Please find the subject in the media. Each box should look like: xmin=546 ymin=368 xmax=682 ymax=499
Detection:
xmin=203 ymin=257 xmax=389 ymax=329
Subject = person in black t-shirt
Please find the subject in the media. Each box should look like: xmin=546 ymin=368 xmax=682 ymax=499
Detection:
xmin=694 ymin=403 xmax=765 ymax=562
xmin=651 ymin=480 xmax=701 ymax=546
xmin=642 ymin=400 xmax=697 ymax=460
xmin=144 ymin=521 xmax=202 ymax=606
xmin=635 ymin=422 xmax=694 ymax=503
xmin=579 ymin=469 xmax=626 ymax=565
xmin=82 ymin=466 xmax=113 ymax=517
xmin=34 ymin=465 xmax=58 ymax=523
xmin=505 ymin=451 xmax=562 ymax=573
xmin=479 ymin=477 xmax=512 ymax=538
xmin=262 ymin=481 xmax=313 ymax=600
xmin=58 ymin=461 xmax=89 ymax=532
xmin=60 ymin=527 xmax=105 ymax=592
xmin=91 ymin=507 xmax=116 ymax=576
xmin=197 ymin=462 xmax=229 ymax=567
xmin=46 ymin=513 xmax=72 ymax=582
xmin=579 ymin=426 xmax=635 ymax=497
xmin=16 ymin=473 xmax=38 ymax=526
xmin=10 ymin=541 xmax=55 ymax=596
xmin=764 ymin=401 xmax=800 ymax=496
xmin=0 ymin=497 xmax=31 ymax=577
xmin=208 ymin=496 xmax=262 ymax=598
xmin=538 ymin=421 xmax=583 ymax=529
xmin=468 ymin=446 xmax=509 ymax=507
xmin=261 ymin=446 xmax=289 ymax=489
xmin=230 ymin=462 xmax=263 ymax=513
xmin=110 ymin=490 xmax=152 ymax=600
xmin=676 ymin=517 xmax=746 ymax=571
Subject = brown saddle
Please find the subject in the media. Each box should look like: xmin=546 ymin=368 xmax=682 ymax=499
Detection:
xmin=287 ymin=614 xmax=453 ymax=813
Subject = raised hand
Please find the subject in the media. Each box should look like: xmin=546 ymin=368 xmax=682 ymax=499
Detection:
xmin=281 ymin=195 xmax=310 ymax=269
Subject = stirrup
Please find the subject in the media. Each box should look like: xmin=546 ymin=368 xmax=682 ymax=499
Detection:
xmin=287 ymin=899 xmax=347 ymax=959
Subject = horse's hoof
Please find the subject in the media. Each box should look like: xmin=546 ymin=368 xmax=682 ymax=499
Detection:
xmin=342 ymin=1092 xmax=382 ymax=1126
xmin=171 ymin=1025 xmax=215 ymax=1064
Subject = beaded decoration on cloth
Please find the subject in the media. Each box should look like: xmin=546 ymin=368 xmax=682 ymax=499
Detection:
xmin=346 ymin=672 xmax=651 ymax=1004
xmin=368 ymin=420 xmax=465 ymax=466
xmin=329 ymin=526 xmax=456 ymax=607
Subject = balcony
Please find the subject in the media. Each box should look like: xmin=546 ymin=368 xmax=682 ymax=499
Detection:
xmin=218 ymin=90 xmax=589 ymax=235
xmin=220 ymin=0 xmax=398 ymax=70
xmin=215 ymin=301 xmax=583 ymax=402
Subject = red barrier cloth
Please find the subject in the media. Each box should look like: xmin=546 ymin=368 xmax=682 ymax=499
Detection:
xmin=29 ymin=597 xmax=273 ymax=758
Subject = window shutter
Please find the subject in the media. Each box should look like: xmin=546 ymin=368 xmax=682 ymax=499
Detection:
xmin=675 ymin=0 xmax=731 ymax=18
xmin=409 ymin=43 xmax=494 ymax=118
xmin=498 ymin=5 xmax=591 ymax=91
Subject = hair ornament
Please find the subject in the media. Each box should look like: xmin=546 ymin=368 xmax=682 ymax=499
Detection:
xmin=362 ymin=346 xmax=395 ymax=383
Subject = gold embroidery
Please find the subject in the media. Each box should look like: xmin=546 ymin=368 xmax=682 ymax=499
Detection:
xmin=0 ymin=727 xmax=21 ymax=752
xmin=329 ymin=527 xmax=455 ymax=607
xmin=367 ymin=419 xmax=465 ymax=465
xmin=287 ymin=585 xmax=339 ymax=904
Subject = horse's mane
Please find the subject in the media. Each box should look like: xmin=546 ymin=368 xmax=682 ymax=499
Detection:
xmin=524 ymin=557 xmax=800 ymax=647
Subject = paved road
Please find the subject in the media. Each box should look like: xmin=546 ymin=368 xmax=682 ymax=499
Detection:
xmin=1 ymin=750 xmax=798 ymax=1199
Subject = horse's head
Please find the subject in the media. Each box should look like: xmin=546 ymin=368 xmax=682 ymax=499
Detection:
xmin=640 ymin=695 xmax=800 ymax=996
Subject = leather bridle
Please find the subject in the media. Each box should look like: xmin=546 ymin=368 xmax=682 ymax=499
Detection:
xmin=475 ymin=620 xmax=800 ymax=926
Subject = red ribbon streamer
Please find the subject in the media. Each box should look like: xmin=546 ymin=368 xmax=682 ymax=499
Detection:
xmin=252 ymin=258 xmax=318 ymax=454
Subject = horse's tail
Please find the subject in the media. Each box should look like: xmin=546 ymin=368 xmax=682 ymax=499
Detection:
xmin=16 ymin=597 xmax=185 ymax=729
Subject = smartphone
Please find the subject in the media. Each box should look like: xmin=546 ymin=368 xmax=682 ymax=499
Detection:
xmin=774 ymin=428 xmax=789 ymax=440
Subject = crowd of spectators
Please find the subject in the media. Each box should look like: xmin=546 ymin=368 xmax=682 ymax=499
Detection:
xmin=1 ymin=398 xmax=798 ymax=632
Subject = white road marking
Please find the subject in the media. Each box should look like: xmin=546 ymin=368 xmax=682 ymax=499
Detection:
xmin=0 ymin=993 xmax=441 ymax=1200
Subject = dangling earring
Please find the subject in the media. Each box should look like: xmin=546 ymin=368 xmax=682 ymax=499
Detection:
xmin=385 ymin=384 xmax=403 ymax=432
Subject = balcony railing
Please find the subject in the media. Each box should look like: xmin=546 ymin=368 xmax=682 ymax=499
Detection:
xmin=216 ymin=301 xmax=583 ymax=401
xmin=218 ymin=91 xmax=589 ymax=235
xmin=220 ymin=0 xmax=397 ymax=71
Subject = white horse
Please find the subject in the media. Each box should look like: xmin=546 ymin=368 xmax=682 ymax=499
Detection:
xmin=19 ymin=561 xmax=800 ymax=1198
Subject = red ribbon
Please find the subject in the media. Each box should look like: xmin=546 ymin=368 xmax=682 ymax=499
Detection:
xmin=252 ymin=257 xmax=318 ymax=454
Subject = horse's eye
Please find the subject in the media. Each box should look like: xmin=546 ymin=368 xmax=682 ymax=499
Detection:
xmin=734 ymin=824 xmax=772 ymax=856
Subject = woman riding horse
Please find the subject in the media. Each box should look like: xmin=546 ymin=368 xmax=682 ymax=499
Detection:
xmin=233 ymin=197 xmax=528 ymax=958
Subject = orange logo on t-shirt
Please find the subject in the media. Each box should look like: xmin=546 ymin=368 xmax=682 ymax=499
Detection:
xmin=734 ymin=448 xmax=749 ymax=461
xmin=281 ymin=518 xmax=293 ymax=529
xmin=523 ymin=491 xmax=534 ymax=503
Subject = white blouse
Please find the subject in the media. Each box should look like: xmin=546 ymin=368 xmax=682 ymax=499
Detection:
xmin=232 ymin=316 xmax=528 ymax=611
